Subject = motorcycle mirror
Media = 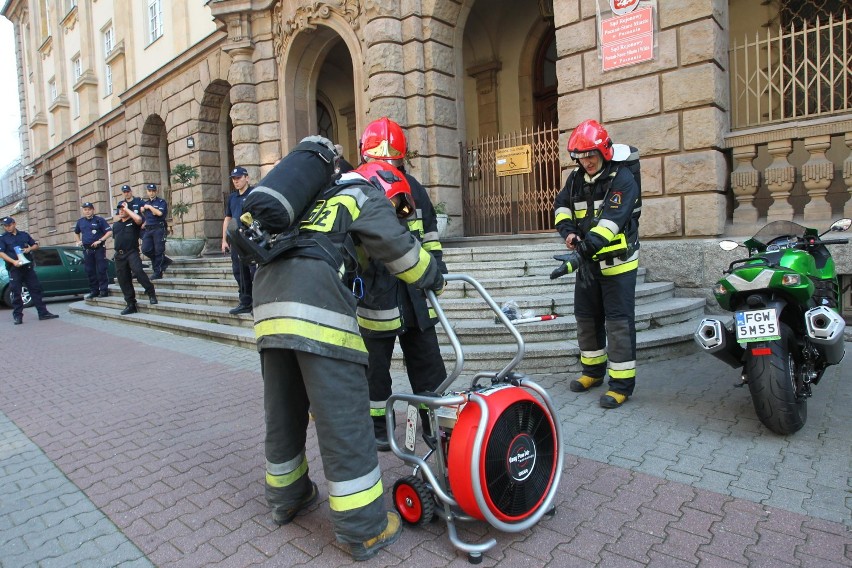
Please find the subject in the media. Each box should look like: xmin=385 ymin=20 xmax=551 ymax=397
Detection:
xmin=719 ymin=240 xmax=740 ymax=251
xmin=829 ymin=218 xmax=852 ymax=232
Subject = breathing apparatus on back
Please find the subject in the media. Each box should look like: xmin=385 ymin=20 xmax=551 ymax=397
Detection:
xmin=226 ymin=136 xmax=341 ymax=266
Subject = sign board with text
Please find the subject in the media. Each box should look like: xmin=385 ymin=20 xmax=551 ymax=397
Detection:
xmin=600 ymin=4 xmax=655 ymax=71
xmin=495 ymin=145 xmax=532 ymax=177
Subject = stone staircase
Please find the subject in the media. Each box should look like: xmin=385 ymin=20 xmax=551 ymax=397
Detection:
xmin=70 ymin=242 xmax=705 ymax=374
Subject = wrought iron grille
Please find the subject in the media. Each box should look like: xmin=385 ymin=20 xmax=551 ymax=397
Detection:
xmin=460 ymin=124 xmax=561 ymax=236
xmin=729 ymin=9 xmax=852 ymax=129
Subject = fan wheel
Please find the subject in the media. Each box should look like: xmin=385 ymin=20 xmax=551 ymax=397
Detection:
xmin=393 ymin=476 xmax=434 ymax=526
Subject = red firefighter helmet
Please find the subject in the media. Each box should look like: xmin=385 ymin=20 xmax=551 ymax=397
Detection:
xmin=355 ymin=161 xmax=415 ymax=219
xmin=567 ymin=119 xmax=614 ymax=162
xmin=360 ymin=117 xmax=407 ymax=165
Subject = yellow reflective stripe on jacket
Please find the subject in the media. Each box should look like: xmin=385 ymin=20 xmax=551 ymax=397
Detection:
xmin=357 ymin=315 xmax=402 ymax=332
xmin=327 ymin=466 xmax=383 ymax=512
xmin=600 ymin=255 xmax=639 ymax=276
xmin=407 ymin=218 xmax=424 ymax=236
xmin=593 ymin=233 xmax=628 ymax=259
xmin=255 ymin=318 xmax=367 ymax=353
xmin=555 ymin=206 xmax=573 ymax=224
xmin=589 ymin=224 xmax=616 ymax=243
xmin=389 ymin=246 xmax=432 ymax=284
xmin=265 ymin=454 xmax=308 ymax=488
xmin=422 ymin=240 xmax=442 ymax=253
xmin=357 ymin=306 xmax=402 ymax=332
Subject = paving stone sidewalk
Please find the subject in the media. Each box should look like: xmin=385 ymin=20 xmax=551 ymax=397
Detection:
xmin=0 ymin=301 xmax=850 ymax=567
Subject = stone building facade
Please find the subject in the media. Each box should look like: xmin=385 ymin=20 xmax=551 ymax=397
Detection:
xmin=2 ymin=0 xmax=851 ymax=256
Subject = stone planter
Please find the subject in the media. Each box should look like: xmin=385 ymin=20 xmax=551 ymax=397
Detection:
xmin=436 ymin=214 xmax=449 ymax=237
xmin=165 ymin=238 xmax=206 ymax=257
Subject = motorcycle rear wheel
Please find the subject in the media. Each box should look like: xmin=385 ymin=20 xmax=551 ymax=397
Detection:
xmin=744 ymin=322 xmax=806 ymax=435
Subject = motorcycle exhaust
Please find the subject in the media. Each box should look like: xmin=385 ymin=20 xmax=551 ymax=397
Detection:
xmin=694 ymin=318 xmax=744 ymax=368
xmin=804 ymin=306 xmax=846 ymax=365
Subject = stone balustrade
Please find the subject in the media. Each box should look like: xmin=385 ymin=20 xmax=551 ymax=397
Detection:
xmin=726 ymin=117 xmax=852 ymax=235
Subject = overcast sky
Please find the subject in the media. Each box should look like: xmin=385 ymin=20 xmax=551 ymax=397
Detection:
xmin=0 ymin=17 xmax=22 ymax=172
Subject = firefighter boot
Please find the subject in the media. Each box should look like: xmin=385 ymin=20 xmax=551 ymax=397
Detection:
xmin=272 ymin=481 xmax=318 ymax=526
xmin=600 ymin=391 xmax=629 ymax=409
xmin=373 ymin=416 xmax=391 ymax=452
xmin=570 ymin=375 xmax=604 ymax=393
xmin=350 ymin=511 xmax=403 ymax=561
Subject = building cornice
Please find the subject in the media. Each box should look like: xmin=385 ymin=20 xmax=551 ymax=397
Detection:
xmin=724 ymin=114 xmax=852 ymax=148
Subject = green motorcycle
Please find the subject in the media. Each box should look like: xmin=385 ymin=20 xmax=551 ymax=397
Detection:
xmin=694 ymin=218 xmax=851 ymax=435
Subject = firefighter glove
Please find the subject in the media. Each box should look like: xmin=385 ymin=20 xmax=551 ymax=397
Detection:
xmin=430 ymin=271 xmax=446 ymax=296
xmin=550 ymin=252 xmax=583 ymax=279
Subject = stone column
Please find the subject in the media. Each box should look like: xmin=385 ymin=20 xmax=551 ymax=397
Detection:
xmin=844 ymin=131 xmax=852 ymax=218
xmin=764 ymin=139 xmax=796 ymax=222
xmin=801 ymin=135 xmax=834 ymax=223
xmin=227 ymin=46 xmax=260 ymax=178
xmin=467 ymin=61 xmax=502 ymax=138
xmin=731 ymin=145 xmax=759 ymax=225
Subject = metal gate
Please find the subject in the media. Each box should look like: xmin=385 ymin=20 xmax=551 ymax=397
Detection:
xmin=460 ymin=124 xmax=562 ymax=236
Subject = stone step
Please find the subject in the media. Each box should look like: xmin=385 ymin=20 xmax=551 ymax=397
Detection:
xmin=436 ymin=280 xmax=674 ymax=319
xmin=68 ymin=302 xmax=702 ymax=375
xmin=435 ymin=297 xmax=706 ymax=344
xmin=88 ymin=296 xmax=254 ymax=328
xmin=419 ymin=319 xmax=704 ymax=375
xmin=69 ymin=302 xmax=256 ymax=348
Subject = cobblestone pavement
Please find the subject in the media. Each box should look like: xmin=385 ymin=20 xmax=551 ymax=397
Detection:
xmin=1 ymin=301 xmax=850 ymax=567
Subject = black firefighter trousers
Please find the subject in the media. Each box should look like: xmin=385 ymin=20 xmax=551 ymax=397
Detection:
xmin=261 ymin=348 xmax=387 ymax=544
xmin=574 ymin=265 xmax=637 ymax=396
xmin=364 ymin=325 xmax=447 ymax=436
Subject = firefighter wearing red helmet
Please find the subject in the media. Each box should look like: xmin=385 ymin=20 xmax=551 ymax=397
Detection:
xmin=252 ymin=137 xmax=444 ymax=560
xmin=553 ymin=119 xmax=640 ymax=409
xmin=357 ymin=117 xmax=448 ymax=449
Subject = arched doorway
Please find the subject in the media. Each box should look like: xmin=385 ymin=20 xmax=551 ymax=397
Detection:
xmin=197 ymin=79 xmax=233 ymax=245
xmin=458 ymin=0 xmax=559 ymax=235
xmin=277 ymin=20 xmax=362 ymax=166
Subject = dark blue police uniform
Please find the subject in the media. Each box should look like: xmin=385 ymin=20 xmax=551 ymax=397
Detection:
xmin=0 ymin=225 xmax=56 ymax=322
xmin=141 ymin=191 xmax=169 ymax=278
xmin=74 ymin=213 xmax=112 ymax=297
xmin=225 ymin=185 xmax=256 ymax=307
xmin=116 ymin=196 xmax=145 ymax=216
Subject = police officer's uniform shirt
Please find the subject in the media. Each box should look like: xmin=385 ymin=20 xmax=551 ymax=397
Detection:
xmin=225 ymin=186 xmax=254 ymax=221
xmin=0 ymin=229 xmax=36 ymax=269
xmin=112 ymin=218 xmax=143 ymax=252
xmin=116 ymin=196 xmax=145 ymax=216
xmin=74 ymin=216 xmax=112 ymax=246
xmin=142 ymin=197 xmax=168 ymax=225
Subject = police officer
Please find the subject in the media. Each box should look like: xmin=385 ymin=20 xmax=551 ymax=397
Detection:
xmin=0 ymin=217 xmax=59 ymax=324
xmin=74 ymin=202 xmax=112 ymax=299
xmin=112 ymin=202 xmax=157 ymax=314
xmin=221 ymin=166 xmax=256 ymax=315
xmin=113 ymin=184 xmax=145 ymax=221
xmin=553 ymin=119 xmax=640 ymax=409
xmin=140 ymin=183 xmax=172 ymax=279
xmin=356 ymin=117 xmax=448 ymax=449
xmin=241 ymin=138 xmax=444 ymax=561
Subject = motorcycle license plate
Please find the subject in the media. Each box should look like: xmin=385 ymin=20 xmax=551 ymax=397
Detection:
xmin=735 ymin=309 xmax=780 ymax=342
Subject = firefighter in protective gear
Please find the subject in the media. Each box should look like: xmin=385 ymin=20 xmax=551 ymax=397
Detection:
xmin=553 ymin=119 xmax=640 ymax=409
xmin=253 ymin=139 xmax=444 ymax=561
xmin=356 ymin=118 xmax=448 ymax=450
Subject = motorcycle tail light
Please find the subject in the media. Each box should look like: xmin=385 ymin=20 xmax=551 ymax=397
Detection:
xmin=713 ymin=283 xmax=727 ymax=295
xmin=781 ymin=274 xmax=801 ymax=286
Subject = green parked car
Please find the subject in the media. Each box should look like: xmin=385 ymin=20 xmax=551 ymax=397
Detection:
xmin=1 ymin=245 xmax=116 ymax=308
